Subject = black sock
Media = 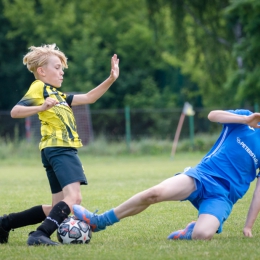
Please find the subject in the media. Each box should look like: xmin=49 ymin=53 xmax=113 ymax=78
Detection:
xmin=2 ymin=205 xmax=46 ymax=231
xmin=36 ymin=201 xmax=70 ymax=238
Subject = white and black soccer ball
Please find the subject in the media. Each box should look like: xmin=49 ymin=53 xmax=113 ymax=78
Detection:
xmin=57 ymin=216 xmax=92 ymax=244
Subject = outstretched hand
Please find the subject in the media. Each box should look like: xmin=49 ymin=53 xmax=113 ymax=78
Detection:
xmin=110 ymin=54 xmax=119 ymax=81
xmin=246 ymin=113 xmax=260 ymax=128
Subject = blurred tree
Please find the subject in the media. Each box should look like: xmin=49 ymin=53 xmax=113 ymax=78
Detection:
xmin=2 ymin=0 xmax=259 ymax=111
xmin=0 ymin=0 xmax=34 ymax=110
xmin=1 ymin=0 xmax=76 ymax=109
xmin=1 ymin=0 xmax=189 ymax=110
xmin=65 ymin=0 xmax=186 ymax=136
xmin=3 ymin=0 xmax=76 ymax=46
xmin=64 ymin=0 xmax=186 ymax=109
xmin=224 ymin=0 xmax=260 ymax=107
xmin=146 ymin=0 xmax=237 ymax=107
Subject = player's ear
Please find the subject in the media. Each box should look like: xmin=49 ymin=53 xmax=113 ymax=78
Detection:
xmin=37 ymin=67 xmax=46 ymax=77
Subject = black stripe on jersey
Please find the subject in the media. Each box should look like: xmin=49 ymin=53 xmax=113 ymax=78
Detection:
xmin=66 ymin=95 xmax=73 ymax=107
xmin=17 ymin=98 xmax=36 ymax=106
xmin=43 ymin=85 xmax=49 ymax=99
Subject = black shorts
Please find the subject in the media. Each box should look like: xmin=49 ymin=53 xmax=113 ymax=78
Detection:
xmin=41 ymin=147 xmax=88 ymax=194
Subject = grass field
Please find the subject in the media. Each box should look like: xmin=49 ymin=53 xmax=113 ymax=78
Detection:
xmin=1 ymin=152 xmax=260 ymax=260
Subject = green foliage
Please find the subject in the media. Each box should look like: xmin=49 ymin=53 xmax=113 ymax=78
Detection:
xmin=0 ymin=1 xmax=33 ymax=109
xmin=147 ymin=0 xmax=235 ymax=107
xmin=1 ymin=0 xmax=260 ymax=112
xmin=125 ymin=77 xmax=168 ymax=108
xmin=1 ymin=0 xmax=183 ymax=111
xmin=3 ymin=0 xmax=76 ymax=44
xmin=224 ymin=0 xmax=260 ymax=105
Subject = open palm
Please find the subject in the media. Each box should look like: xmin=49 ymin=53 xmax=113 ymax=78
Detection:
xmin=110 ymin=54 xmax=119 ymax=81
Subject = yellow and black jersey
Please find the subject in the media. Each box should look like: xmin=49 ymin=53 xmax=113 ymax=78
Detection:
xmin=17 ymin=80 xmax=83 ymax=150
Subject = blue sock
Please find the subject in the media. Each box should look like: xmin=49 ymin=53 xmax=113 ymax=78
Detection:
xmin=100 ymin=209 xmax=119 ymax=226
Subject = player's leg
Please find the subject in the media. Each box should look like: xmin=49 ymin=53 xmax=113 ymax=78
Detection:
xmin=0 ymin=205 xmax=51 ymax=244
xmin=192 ymin=214 xmax=220 ymax=239
xmin=168 ymin=197 xmax=232 ymax=240
xmin=28 ymin=183 xmax=81 ymax=245
xmin=193 ymin=197 xmax=232 ymax=240
xmin=115 ymin=173 xmax=195 ymax=218
xmin=27 ymin=191 xmax=66 ymax=246
xmin=27 ymin=147 xmax=87 ymax=246
xmin=73 ymin=173 xmax=196 ymax=232
xmin=167 ymin=214 xmax=219 ymax=240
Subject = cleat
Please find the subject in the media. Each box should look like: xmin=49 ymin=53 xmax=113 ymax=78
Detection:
xmin=27 ymin=231 xmax=60 ymax=246
xmin=167 ymin=221 xmax=196 ymax=240
xmin=0 ymin=215 xmax=10 ymax=244
xmin=73 ymin=205 xmax=106 ymax=232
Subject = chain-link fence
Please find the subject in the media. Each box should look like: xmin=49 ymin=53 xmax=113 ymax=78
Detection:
xmin=0 ymin=106 xmax=231 ymax=144
xmin=90 ymin=107 xmax=216 ymax=140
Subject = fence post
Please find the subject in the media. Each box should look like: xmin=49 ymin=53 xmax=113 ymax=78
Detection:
xmin=254 ymin=103 xmax=259 ymax=112
xmin=189 ymin=115 xmax=194 ymax=149
xmin=125 ymin=106 xmax=131 ymax=151
xmin=25 ymin=117 xmax=31 ymax=142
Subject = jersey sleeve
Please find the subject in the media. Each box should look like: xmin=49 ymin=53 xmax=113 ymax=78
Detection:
xmin=221 ymin=109 xmax=253 ymax=127
xmin=65 ymin=94 xmax=74 ymax=107
xmin=17 ymin=80 xmax=45 ymax=107
xmin=226 ymin=109 xmax=252 ymax=116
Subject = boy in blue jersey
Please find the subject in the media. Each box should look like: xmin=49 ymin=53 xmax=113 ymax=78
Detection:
xmin=73 ymin=109 xmax=260 ymax=240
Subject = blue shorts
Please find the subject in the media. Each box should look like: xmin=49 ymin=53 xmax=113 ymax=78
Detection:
xmin=41 ymin=147 xmax=88 ymax=194
xmin=182 ymin=167 xmax=233 ymax=233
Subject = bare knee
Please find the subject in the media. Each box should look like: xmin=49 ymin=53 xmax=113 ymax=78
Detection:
xmin=192 ymin=228 xmax=215 ymax=240
xmin=140 ymin=187 xmax=161 ymax=204
xmin=62 ymin=183 xmax=83 ymax=207
xmin=192 ymin=214 xmax=220 ymax=240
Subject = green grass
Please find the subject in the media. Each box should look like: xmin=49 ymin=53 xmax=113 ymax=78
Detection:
xmin=1 ymin=153 xmax=260 ymax=260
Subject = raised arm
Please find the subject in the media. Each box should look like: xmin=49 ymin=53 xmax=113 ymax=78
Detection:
xmin=243 ymin=178 xmax=260 ymax=237
xmin=208 ymin=110 xmax=260 ymax=128
xmin=71 ymin=54 xmax=119 ymax=106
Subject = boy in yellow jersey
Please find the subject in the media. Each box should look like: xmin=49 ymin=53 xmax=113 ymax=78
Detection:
xmin=0 ymin=44 xmax=119 ymax=245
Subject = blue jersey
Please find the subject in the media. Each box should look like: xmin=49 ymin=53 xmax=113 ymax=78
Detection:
xmin=197 ymin=109 xmax=260 ymax=203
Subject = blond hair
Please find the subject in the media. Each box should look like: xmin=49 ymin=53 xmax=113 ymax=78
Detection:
xmin=23 ymin=43 xmax=68 ymax=73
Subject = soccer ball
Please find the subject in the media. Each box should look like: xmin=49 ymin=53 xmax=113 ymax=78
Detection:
xmin=57 ymin=215 xmax=92 ymax=244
